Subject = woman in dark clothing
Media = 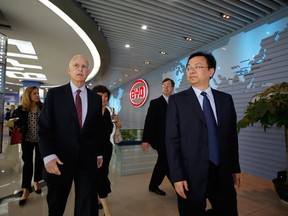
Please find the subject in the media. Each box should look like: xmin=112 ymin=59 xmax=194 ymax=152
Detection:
xmin=93 ymin=85 xmax=122 ymax=216
xmin=16 ymin=86 xmax=43 ymax=206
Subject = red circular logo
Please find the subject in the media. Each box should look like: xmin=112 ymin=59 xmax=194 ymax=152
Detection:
xmin=129 ymin=79 xmax=149 ymax=107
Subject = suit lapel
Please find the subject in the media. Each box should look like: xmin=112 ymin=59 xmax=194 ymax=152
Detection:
xmin=159 ymin=95 xmax=167 ymax=109
xmin=82 ymin=88 xmax=95 ymax=130
xmin=62 ymin=84 xmax=80 ymax=128
xmin=185 ymin=87 xmax=206 ymax=124
xmin=211 ymin=89 xmax=223 ymax=127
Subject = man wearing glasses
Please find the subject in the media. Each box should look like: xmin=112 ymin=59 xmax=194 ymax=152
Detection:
xmin=142 ymin=78 xmax=175 ymax=196
xmin=166 ymin=52 xmax=242 ymax=215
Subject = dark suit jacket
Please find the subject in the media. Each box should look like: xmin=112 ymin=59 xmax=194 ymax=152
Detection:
xmin=39 ymin=83 xmax=103 ymax=182
xmin=166 ymin=87 xmax=240 ymax=202
xmin=142 ymin=95 xmax=167 ymax=152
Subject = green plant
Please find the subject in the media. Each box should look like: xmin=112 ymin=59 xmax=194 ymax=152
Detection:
xmin=237 ymin=82 xmax=288 ymax=132
xmin=237 ymin=82 xmax=288 ymax=187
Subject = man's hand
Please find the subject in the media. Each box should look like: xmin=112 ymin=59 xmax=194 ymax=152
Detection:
xmin=141 ymin=142 xmax=149 ymax=151
xmin=97 ymin=158 xmax=103 ymax=168
xmin=233 ymin=173 xmax=242 ymax=188
xmin=174 ymin=180 xmax=189 ymax=199
xmin=45 ymin=158 xmax=63 ymax=175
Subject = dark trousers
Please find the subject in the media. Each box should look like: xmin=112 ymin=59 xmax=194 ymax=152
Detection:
xmin=177 ymin=162 xmax=238 ymax=216
xmin=149 ymin=149 xmax=170 ymax=190
xmin=21 ymin=141 xmax=43 ymax=189
xmin=46 ymin=166 xmax=98 ymax=216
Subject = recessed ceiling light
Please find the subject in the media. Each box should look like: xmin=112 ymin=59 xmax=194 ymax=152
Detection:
xmin=141 ymin=25 xmax=147 ymax=30
xmin=134 ymin=69 xmax=139 ymax=72
xmin=144 ymin=61 xmax=150 ymax=64
xmin=124 ymin=74 xmax=128 ymax=77
xmin=125 ymin=44 xmax=130 ymax=48
xmin=184 ymin=37 xmax=192 ymax=42
xmin=221 ymin=13 xmax=230 ymax=19
xmin=159 ymin=51 xmax=166 ymax=55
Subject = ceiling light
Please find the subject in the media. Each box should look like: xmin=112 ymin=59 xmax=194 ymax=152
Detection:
xmin=8 ymin=39 xmax=36 ymax=55
xmin=159 ymin=51 xmax=166 ymax=55
xmin=7 ymin=52 xmax=38 ymax=59
xmin=141 ymin=25 xmax=147 ymax=30
xmin=221 ymin=13 xmax=230 ymax=19
xmin=134 ymin=69 xmax=138 ymax=72
xmin=7 ymin=58 xmax=42 ymax=69
xmin=144 ymin=61 xmax=150 ymax=64
xmin=184 ymin=37 xmax=192 ymax=42
xmin=6 ymin=71 xmax=47 ymax=80
xmin=125 ymin=44 xmax=130 ymax=48
xmin=6 ymin=67 xmax=24 ymax=71
xmin=124 ymin=74 xmax=128 ymax=77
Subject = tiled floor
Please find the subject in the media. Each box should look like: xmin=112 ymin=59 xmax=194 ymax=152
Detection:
xmin=0 ymin=125 xmax=288 ymax=215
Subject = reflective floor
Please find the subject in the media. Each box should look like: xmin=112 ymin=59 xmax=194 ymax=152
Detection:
xmin=0 ymin=125 xmax=288 ymax=215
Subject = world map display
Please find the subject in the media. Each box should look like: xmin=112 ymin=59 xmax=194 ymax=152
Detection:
xmin=110 ymin=16 xmax=288 ymax=115
xmin=163 ymin=16 xmax=288 ymax=92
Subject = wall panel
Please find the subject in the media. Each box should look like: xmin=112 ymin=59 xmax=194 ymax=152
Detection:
xmin=110 ymin=10 xmax=288 ymax=180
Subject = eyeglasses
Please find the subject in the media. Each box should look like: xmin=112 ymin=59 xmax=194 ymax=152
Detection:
xmin=185 ymin=66 xmax=209 ymax=73
xmin=162 ymin=84 xmax=172 ymax=88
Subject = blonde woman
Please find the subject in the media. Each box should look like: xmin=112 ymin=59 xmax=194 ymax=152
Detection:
xmin=16 ymin=86 xmax=43 ymax=206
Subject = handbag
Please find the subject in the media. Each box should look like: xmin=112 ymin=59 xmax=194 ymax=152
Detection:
xmin=114 ymin=127 xmax=123 ymax=144
xmin=6 ymin=120 xmax=14 ymax=128
xmin=10 ymin=128 xmax=22 ymax=145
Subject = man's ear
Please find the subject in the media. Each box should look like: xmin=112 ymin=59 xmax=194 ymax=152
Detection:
xmin=209 ymin=68 xmax=215 ymax=78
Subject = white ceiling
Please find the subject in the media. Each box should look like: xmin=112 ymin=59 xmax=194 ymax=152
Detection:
xmin=1 ymin=0 xmax=288 ymax=94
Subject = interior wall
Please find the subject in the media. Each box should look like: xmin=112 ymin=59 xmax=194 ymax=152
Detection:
xmin=110 ymin=9 xmax=288 ymax=180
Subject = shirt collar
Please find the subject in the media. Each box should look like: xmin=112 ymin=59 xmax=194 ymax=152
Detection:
xmin=70 ymin=81 xmax=87 ymax=94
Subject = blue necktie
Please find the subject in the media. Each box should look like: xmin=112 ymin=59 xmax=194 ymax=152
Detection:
xmin=201 ymin=92 xmax=219 ymax=165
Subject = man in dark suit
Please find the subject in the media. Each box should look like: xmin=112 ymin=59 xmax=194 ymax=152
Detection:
xmin=166 ymin=52 xmax=242 ymax=216
xmin=39 ymin=55 xmax=103 ymax=216
xmin=142 ymin=78 xmax=175 ymax=196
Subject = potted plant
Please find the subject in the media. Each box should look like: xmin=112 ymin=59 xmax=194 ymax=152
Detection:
xmin=237 ymin=82 xmax=288 ymax=203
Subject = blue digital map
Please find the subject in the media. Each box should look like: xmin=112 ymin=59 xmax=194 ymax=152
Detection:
xmin=109 ymin=16 xmax=288 ymax=113
xmin=163 ymin=17 xmax=288 ymax=92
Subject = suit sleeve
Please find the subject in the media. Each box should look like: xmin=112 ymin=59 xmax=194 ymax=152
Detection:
xmin=165 ymin=96 xmax=185 ymax=183
xmin=38 ymin=90 xmax=57 ymax=158
xmin=228 ymin=95 xmax=241 ymax=174
xmin=142 ymin=100 xmax=157 ymax=147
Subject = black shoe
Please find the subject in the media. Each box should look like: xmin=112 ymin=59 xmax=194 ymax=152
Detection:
xmin=149 ymin=187 xmax=166 ymax=196
xmin=205 ymin=209 xmax=215 ymax=216
xmin=19 ymin=198 xmax=27 ymax=206
xmin=35 ymin=189 xmax=42 ymax=194
xmin=98 ymin=203 xmax=103 ymax=209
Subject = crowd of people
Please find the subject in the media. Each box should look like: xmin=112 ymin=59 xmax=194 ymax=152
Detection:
xmin=5 ymin=52 xmax=241 ymax=216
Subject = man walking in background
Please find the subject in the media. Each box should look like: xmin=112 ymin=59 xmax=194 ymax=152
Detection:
xmin=142 ymin=78 xmax=175 ymax=196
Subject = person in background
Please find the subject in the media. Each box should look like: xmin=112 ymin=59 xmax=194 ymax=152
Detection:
xmin=4 ymin=107 xmax=11 ymax=121
xmin=93 ymin=85 xmax=122 ymax=216
xmin=166 ymin=52 xmax=242 ymax=216
xmin=141 ymin=78 xmax=175 ymax=196
xmin=38 ymin=55 xmax=104 ymax=216
xmin=16 ymin=86 xmax=43 ymax=206
xmin=8 ymin=104 xmax=16 ymax=136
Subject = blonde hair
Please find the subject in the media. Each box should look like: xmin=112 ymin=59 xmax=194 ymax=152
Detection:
xmin=21 ymin=86 xmax=41 ymax=111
